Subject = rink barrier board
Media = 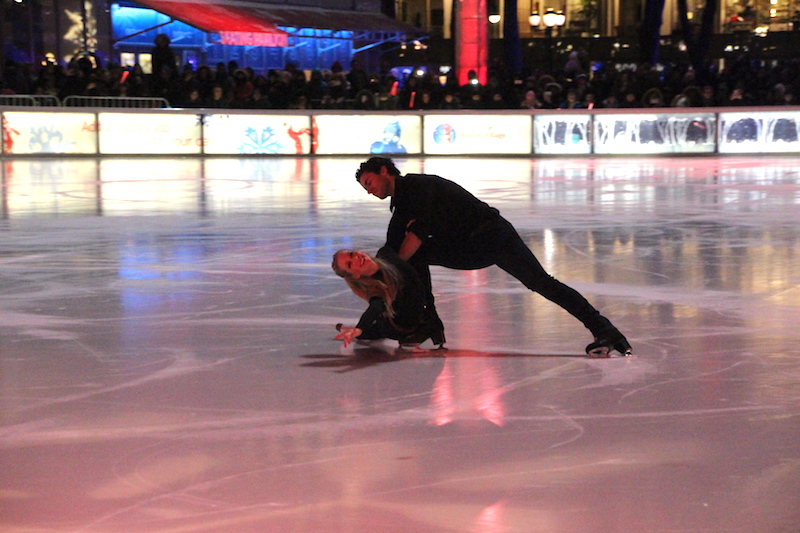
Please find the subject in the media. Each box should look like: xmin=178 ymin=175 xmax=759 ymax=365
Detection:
xmin=3 ymin=107 xmax=800 ymax=156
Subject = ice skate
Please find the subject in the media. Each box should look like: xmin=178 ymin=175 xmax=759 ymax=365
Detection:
xmin=429 ymin=327 xmax=446 ymax=349
xmin=398 ymin=341 xmax=424 ymax=352
xmin=585 ymin=317 xmax=632 ymax=357
xmin=422 ymin=303 xmax=447 ymax=348
xmin=399 ymin=323 xmax=447 ymax=351
xmin=585 ymin=334 xmax=632 ymax=358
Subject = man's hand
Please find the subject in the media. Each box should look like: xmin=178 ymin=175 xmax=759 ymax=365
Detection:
xmin=335 ymin=326 xmax=363 ymax=347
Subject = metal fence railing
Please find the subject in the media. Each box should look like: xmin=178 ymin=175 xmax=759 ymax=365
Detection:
xmin=0 ymin=94 xmax=61 ymax=107
xmin=62 ymin=96 xmax=171 ymax=108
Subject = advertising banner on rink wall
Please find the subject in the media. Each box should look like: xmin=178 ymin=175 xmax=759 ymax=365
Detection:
xmin=423 ymin=115 xmax=532 ymax=155
xmin=203 ymin=114 xmax=314 ymax=155
xmin=718 ymin=111 xmax=800 ymax=153
xmin=534 ymin=115 xmax=591 ymax=155
xmin=313 ymin=115 xmax=422 ymax=155
xmin=98 ymin=113 xmax=202 ymax=155
xmin=6 ymin=109 xmax=800 ymax=156
xmin=593 ymin=112 xmax=717 ymax=155
xmin=2 ymin=112 xmax=98 ymax=154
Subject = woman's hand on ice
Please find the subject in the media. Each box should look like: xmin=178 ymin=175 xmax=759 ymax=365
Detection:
xmin=335 ymin=326 xmax=363 ymax=347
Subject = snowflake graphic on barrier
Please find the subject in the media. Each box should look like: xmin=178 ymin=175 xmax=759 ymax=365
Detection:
xmin=239 ymin=126 xmax=283 ymax=154
xmin=28 ymin=125 xmax=74 ymax=153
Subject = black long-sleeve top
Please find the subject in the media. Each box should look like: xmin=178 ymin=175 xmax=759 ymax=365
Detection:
xmin=386 ymin=173 xmax=501 ymax=257
xmin=355 ymin=246 xmax=426 ymax=332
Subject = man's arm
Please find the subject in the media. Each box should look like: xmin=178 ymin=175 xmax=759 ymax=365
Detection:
xmin=387 ymin=175 xmax=433 ymax=258
xmin=397 ymin=231 xmax=423 ymax=261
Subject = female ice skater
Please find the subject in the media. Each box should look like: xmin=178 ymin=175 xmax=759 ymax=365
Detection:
xmin=332 ymin=246 xmax=445 ymax=349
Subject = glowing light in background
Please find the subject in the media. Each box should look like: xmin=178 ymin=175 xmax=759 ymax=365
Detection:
xmin=63 ymin=1 xmax=98 ymax=60
xmin=456 ymin=0 xmax=489 ymax=85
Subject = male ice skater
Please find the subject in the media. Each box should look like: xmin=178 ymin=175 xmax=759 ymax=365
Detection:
xmin=354 ymin=156 xmax=632 ymax=356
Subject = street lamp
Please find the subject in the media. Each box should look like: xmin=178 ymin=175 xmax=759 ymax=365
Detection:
xmin=488 ymin=0 xmax=501 ymax=40
xmin=542 ymin=7 xmax=565 ymax=30
xmin=488 ymin=0 xmax=501 ymax=24
xmin=529 ymin=0 xmax=541 ymax=33
xmin=541 ymin=8 xmax=566 ymax=73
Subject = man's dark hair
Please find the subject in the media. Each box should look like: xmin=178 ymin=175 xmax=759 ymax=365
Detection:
xmin=355 ymin=157 xmax=400 ymax=181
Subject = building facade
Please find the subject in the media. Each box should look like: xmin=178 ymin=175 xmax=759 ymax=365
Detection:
xmin=1 ymin=0 xmax=421 ymax=74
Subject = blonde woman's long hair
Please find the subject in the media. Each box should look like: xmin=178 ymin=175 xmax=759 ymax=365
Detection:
xmin=332 ymin=250 xmax=403 ymax=318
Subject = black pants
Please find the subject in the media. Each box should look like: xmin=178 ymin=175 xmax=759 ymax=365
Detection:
xmin=357 ymin=313 xmax=441 ymax=343
xmin=412 ymin=217 xmax=608 ymax=337
xmin=357 ymin=317 xmax=406 ymax=341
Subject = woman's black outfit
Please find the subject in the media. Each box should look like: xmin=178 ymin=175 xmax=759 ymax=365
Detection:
xmin=354 ymin=246 xmax=439 ymax=344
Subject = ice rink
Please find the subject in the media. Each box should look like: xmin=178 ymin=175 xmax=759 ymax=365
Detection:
xmin=1 ymin=155 xmax=799 ymax=532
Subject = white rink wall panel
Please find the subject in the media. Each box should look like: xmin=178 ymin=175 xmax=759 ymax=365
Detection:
xmin=313 ymin=114 xmax=422 ymax=155
xmin=203 ymin=114 xmax=313 ymax=155
xmin=534 ymin=114 xmax=591 ymax=155
xmin=3 ymin=112 xmax=98 ymax=154
xmin=593 ymin=112 xmax=717 ymax=154
xmin=719 ymin=111 xmax=800 ymax=153
xmin=423 ymin=114 xmax=532 ymax=155
xmin=98 ymin=113 xmax=202 ymax=155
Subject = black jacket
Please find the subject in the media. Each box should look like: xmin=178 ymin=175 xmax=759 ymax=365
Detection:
xmin=355 ymin=246 xmax=426 ymax=333
xmin=386 ymin=173 xmax=502 ymax=269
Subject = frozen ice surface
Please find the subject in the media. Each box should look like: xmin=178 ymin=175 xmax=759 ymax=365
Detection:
xmin=1 ymin=156 xmax=799 ymax=532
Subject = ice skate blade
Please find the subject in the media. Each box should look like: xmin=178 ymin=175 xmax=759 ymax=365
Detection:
xmin=399 ymin=342 xmax=448 ymax=353
xmin=586 ymin=336 xmax=633 ymax=358
xmin=588 ymin=347 xmax=634 ymax=358
xmin=354 ymin=339 xmax=388 ymax=347
xmin=587 ymin=346 xmax=611 ymax=358
xmin=399 ymin=343 xmax=429 ymax=353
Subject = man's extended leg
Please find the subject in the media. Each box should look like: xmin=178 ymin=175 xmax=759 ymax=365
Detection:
xmin=423 ymin=218 xmax=629 ymax=355
xmin=493 ymin=233 xmax=631 ymax=356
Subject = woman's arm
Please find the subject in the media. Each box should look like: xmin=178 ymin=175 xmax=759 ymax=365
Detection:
xmin=336 ymin=297 xmax=383 ymax=347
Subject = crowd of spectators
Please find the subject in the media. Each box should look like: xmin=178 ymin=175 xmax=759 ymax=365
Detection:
xmin=2 ymin=36 xmax=800 ymax=111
